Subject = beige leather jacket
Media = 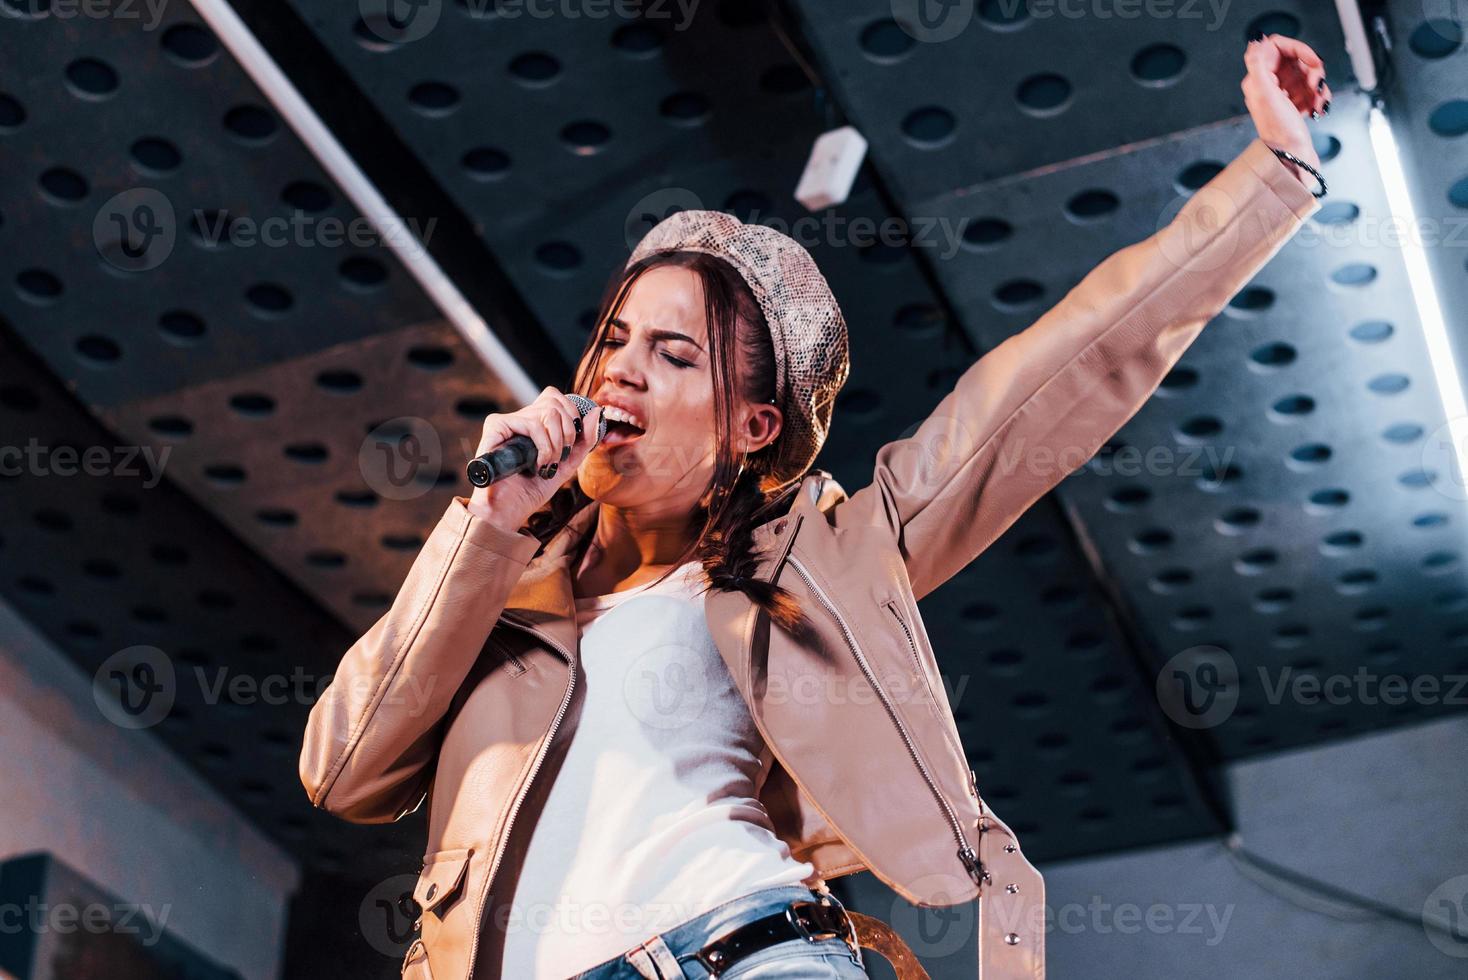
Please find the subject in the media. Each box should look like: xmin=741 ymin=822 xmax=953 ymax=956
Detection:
xmin=300 ymin=138 xmax=1320 ymax=980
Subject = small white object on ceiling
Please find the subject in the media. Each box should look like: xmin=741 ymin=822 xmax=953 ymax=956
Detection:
xmin=794 ymin=126 xmax=869 ymax=211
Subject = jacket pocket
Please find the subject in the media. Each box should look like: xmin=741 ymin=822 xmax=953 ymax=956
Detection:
xmin=401 ymin=938 xmax=433 ymax=979
xmin=413 ymin=847 xmax=473 ymax=921
xmin=486 ymin=632 xmax=528 ymax=677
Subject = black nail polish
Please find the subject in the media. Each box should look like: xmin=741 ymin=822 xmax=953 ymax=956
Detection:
xmin=1322 ymin=99 xmax=1331 ymax=115
xmin=1317 ymin=77 xmax=1326 ymax=92
xmin=1310 ymin=110 xmax=1319 ymax=120
xmin=1248 ymin=29 xmax=1264 ymax=42
xmin=573 ymin=417 xmax=583 ymax=434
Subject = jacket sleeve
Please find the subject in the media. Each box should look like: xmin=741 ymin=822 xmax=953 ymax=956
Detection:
xmin=832 ymin=137 xmax=1323 ymax=602
xmin=299 ymin=495 xmax=543 ymax=823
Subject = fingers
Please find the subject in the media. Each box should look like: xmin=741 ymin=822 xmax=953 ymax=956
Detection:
xmin=1245 ymin=34 xmax=1330 ymax=118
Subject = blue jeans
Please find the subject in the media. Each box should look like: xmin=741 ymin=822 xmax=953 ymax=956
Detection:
xmin=571 ymin=884 xmax=869 ymax=979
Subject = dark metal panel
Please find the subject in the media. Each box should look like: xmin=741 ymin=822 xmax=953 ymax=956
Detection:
xmin=788 ymin=0 xmax=1350 ymax=201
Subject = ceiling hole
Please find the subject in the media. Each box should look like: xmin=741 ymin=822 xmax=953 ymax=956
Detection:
xmin=75 ymin=335 xmax=121 ymax=365
xmin=1158 ymin=366 xmax=1198 ymax=393
xmin=661 ymin=91 xmax=711 ymax=126
xmin=1409 ymin=19 xmax=1462 ymax=59
xmin=284 ymin=443 xmax=329 ymax=464
xmin=1177 ymin=416 xmax=1222 ymax=441
xmin=1106 ymin=485 xmax=1150 ymax=512
xmin=1382 ymin=422 xmax=1423 ymax=444
xmin=203 ymin=463 xmax=246 ymax=487
xmin=1414 ymin=512 xmax=1449 ymax=528
xmin=1367 ymin=373 xmax=1410 ymax=395
xmin=408 ymin=81 xmax=460 ymax=115
xmin=1349 ymin=320 xmax=1392 ymax=344
xmin=307 ymin=550 xmax=347 ymax=568
xmin=859 ymin=18 xmax=914 ymax=61
xmin=65 ymin=58 xmax=119 ymax=98
xmin=407 ymin=345 xmax=454 ymax=370
xmin=222 ymin=105 xmax=278 ymax=143
xmin=245 ymin=283 xmax=294 ymax=317
xmin=255 ymin=508 xmax=297 ymax=527
xmin=978 ymin=0 xmax=1029 ymax=29
xmin=1016 ymin=73 xmax=1071 ymax=114
xmin=131 ymin=137 xmax=181 ymax=175
xmin=1314 ymin=201 xmax=1359 ymax=225
xmin=611 ymin=23 xmax=663 ymax=55
xmin=1245 ymin=12 xmax=1300 ymax=41
xmin=0 ymin=93 xmax=25 ymax=131
xmin=1131 ymin=528 xmax=1173 ymax=554
xmin=339 ymin=256 xmax=388 ymax=290
xmin=147 ymin=415 xmax=192 ymax=438
xmin=1288 ymin=443 xmax=1331 ymax=467
xmin=1307 ymin=487 xmax=1349 ymax=510
xmin=282 ymin=180 xmax=332 ymax=213
xmin=1216 ymin=507 xmax=1260 ymax=533
xmin=228 ymin=393 xmax=275 ymax=417
xmin=158 ymin=309 xmax=205 ymax=343
xmin=462 ymin=146 xmax=511 ymax=180
xmin=161 ymin=23 xmax=219 ymax=65
xmin=1270 ymin=393 xmax=1314 ymax=418
xmin=992 ymin=279 xmax=1044 ymax=311
xmin=508 ymin=51 xmax=560 ymax=85
xmin=1249 ymin=341 xmax=1295 ymax=367
xmin=335 ymin=489 xmax=378 ymax=508
xmin=1313 ymin=133 xmax=1342 ymax=161
xmin=1429 ymin=100 xmax=1468 ymax=137
xmin=1330 ymin=263 xmax=1377 ymax=287
xmin=901 ymin=106 xmax=956 ymax=148
xmin=1131 ymin=43 xmax=1187 ymax=85
xmin=1065 ymin=189 xmax=1119 ymax=221
xmin=893 ymin=303 xmax=943 ymax=334
xmin=1228 ymin=286 xmax=1274 ymax=314
xmin=16 ymin=268 xmax=63 ymax=304
xmin=561 ymin=120 xmax=611 ymax=153
xmin=960 ymin=217 xmax=1011 ymax=249
xmin=39 ymin=167 xmax=88 ymax=204
xmin=317 ymin=369 xmax=363 ymax=393
xmin=1176 ymin=160 xmax=1222 ymax=192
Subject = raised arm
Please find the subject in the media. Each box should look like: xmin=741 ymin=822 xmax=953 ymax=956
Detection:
xmin=832 ymin=36 xmax=1329 ymax=602
xmin=299 ymin=497 xmax=541 ymax=822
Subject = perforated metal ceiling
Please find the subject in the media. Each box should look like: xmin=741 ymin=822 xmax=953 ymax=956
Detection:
xmin=1 ymin=0 xmax=1464 ymax=904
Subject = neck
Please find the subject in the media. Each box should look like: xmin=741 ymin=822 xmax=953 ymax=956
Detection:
xmin=582 ymin=501 xmax=698 ymax=577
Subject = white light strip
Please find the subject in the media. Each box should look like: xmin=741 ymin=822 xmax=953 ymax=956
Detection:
xmin=1366 ymin=104 xmax=1468 ymax=480
xmin=184 ymin=0 xmax=541 ymax=405
xmin=1333 ymin=0 xmax=1377 ymax=91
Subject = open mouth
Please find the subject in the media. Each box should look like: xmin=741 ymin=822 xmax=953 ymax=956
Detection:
xmin=600 ymin=418 xmax=646 ymax=447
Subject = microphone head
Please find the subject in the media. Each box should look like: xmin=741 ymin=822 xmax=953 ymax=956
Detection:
xmin=566 ymin=393 xmax=608 ymax=447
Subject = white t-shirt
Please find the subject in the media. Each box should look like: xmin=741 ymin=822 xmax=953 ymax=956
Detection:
xmin=496 ymin=560 xmax=819 ymax=979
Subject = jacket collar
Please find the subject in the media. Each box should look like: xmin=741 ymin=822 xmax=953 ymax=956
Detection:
xmin=499 ymin=471 xmax=843 ymax=662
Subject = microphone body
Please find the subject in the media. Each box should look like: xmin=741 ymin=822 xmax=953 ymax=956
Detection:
xmin=466 ymin=393 xmax=603 ymax=488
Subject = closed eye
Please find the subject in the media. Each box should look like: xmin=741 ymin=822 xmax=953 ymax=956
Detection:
xmin=603 ymin=338 xmax=694 ymax=369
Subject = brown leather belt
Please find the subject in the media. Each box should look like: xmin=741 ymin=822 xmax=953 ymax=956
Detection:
xmin=688 ymin=897 xmax=859 ymax=977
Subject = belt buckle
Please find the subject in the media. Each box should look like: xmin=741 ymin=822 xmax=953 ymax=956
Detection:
xmin=788 ymin=899 xmax=860 ymax=957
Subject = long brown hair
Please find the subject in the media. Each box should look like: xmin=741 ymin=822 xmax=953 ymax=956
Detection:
xmin=523 ymin=249 xmax=812 ymax=641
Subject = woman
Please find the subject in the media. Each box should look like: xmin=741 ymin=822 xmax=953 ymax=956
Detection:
xmin=301 ymin=36 xmax=1330 ymax=980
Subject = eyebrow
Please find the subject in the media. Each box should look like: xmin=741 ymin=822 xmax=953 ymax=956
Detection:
xmin=606 ymin=317 xmax=705 ymax=353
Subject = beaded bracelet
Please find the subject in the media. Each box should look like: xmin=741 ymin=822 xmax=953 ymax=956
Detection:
xmin=1269 ymin=146 xmax=1328 ymax=199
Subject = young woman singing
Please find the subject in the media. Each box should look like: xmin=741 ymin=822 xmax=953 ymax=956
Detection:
xmin=302 ymin=35 xmax=1330 ymax=980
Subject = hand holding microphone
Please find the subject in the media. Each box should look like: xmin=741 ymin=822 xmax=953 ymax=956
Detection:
xmin=465 ymin=387 xmax=607 ymax=529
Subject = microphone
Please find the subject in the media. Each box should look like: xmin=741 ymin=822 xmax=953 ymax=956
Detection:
xmin=465 ymin=393 xmax=605 ymax=488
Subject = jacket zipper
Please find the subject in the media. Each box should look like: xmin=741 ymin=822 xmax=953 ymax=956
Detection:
xmin=465 ymin=613 xmax=576 ymax=978
xmin=787 ymin=555 xmax=985 ymax=887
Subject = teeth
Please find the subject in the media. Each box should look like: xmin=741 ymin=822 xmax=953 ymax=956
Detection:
xmin=603 ymin=406 xmax=645 ymax=430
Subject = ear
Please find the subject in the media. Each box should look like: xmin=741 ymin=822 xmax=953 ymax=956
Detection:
xmin=737 ymin=400 xmax=783 ymax=455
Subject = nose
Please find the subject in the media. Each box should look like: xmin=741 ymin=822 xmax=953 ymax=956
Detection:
xmin=601 ymin=339 xmax=645 ymax=390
